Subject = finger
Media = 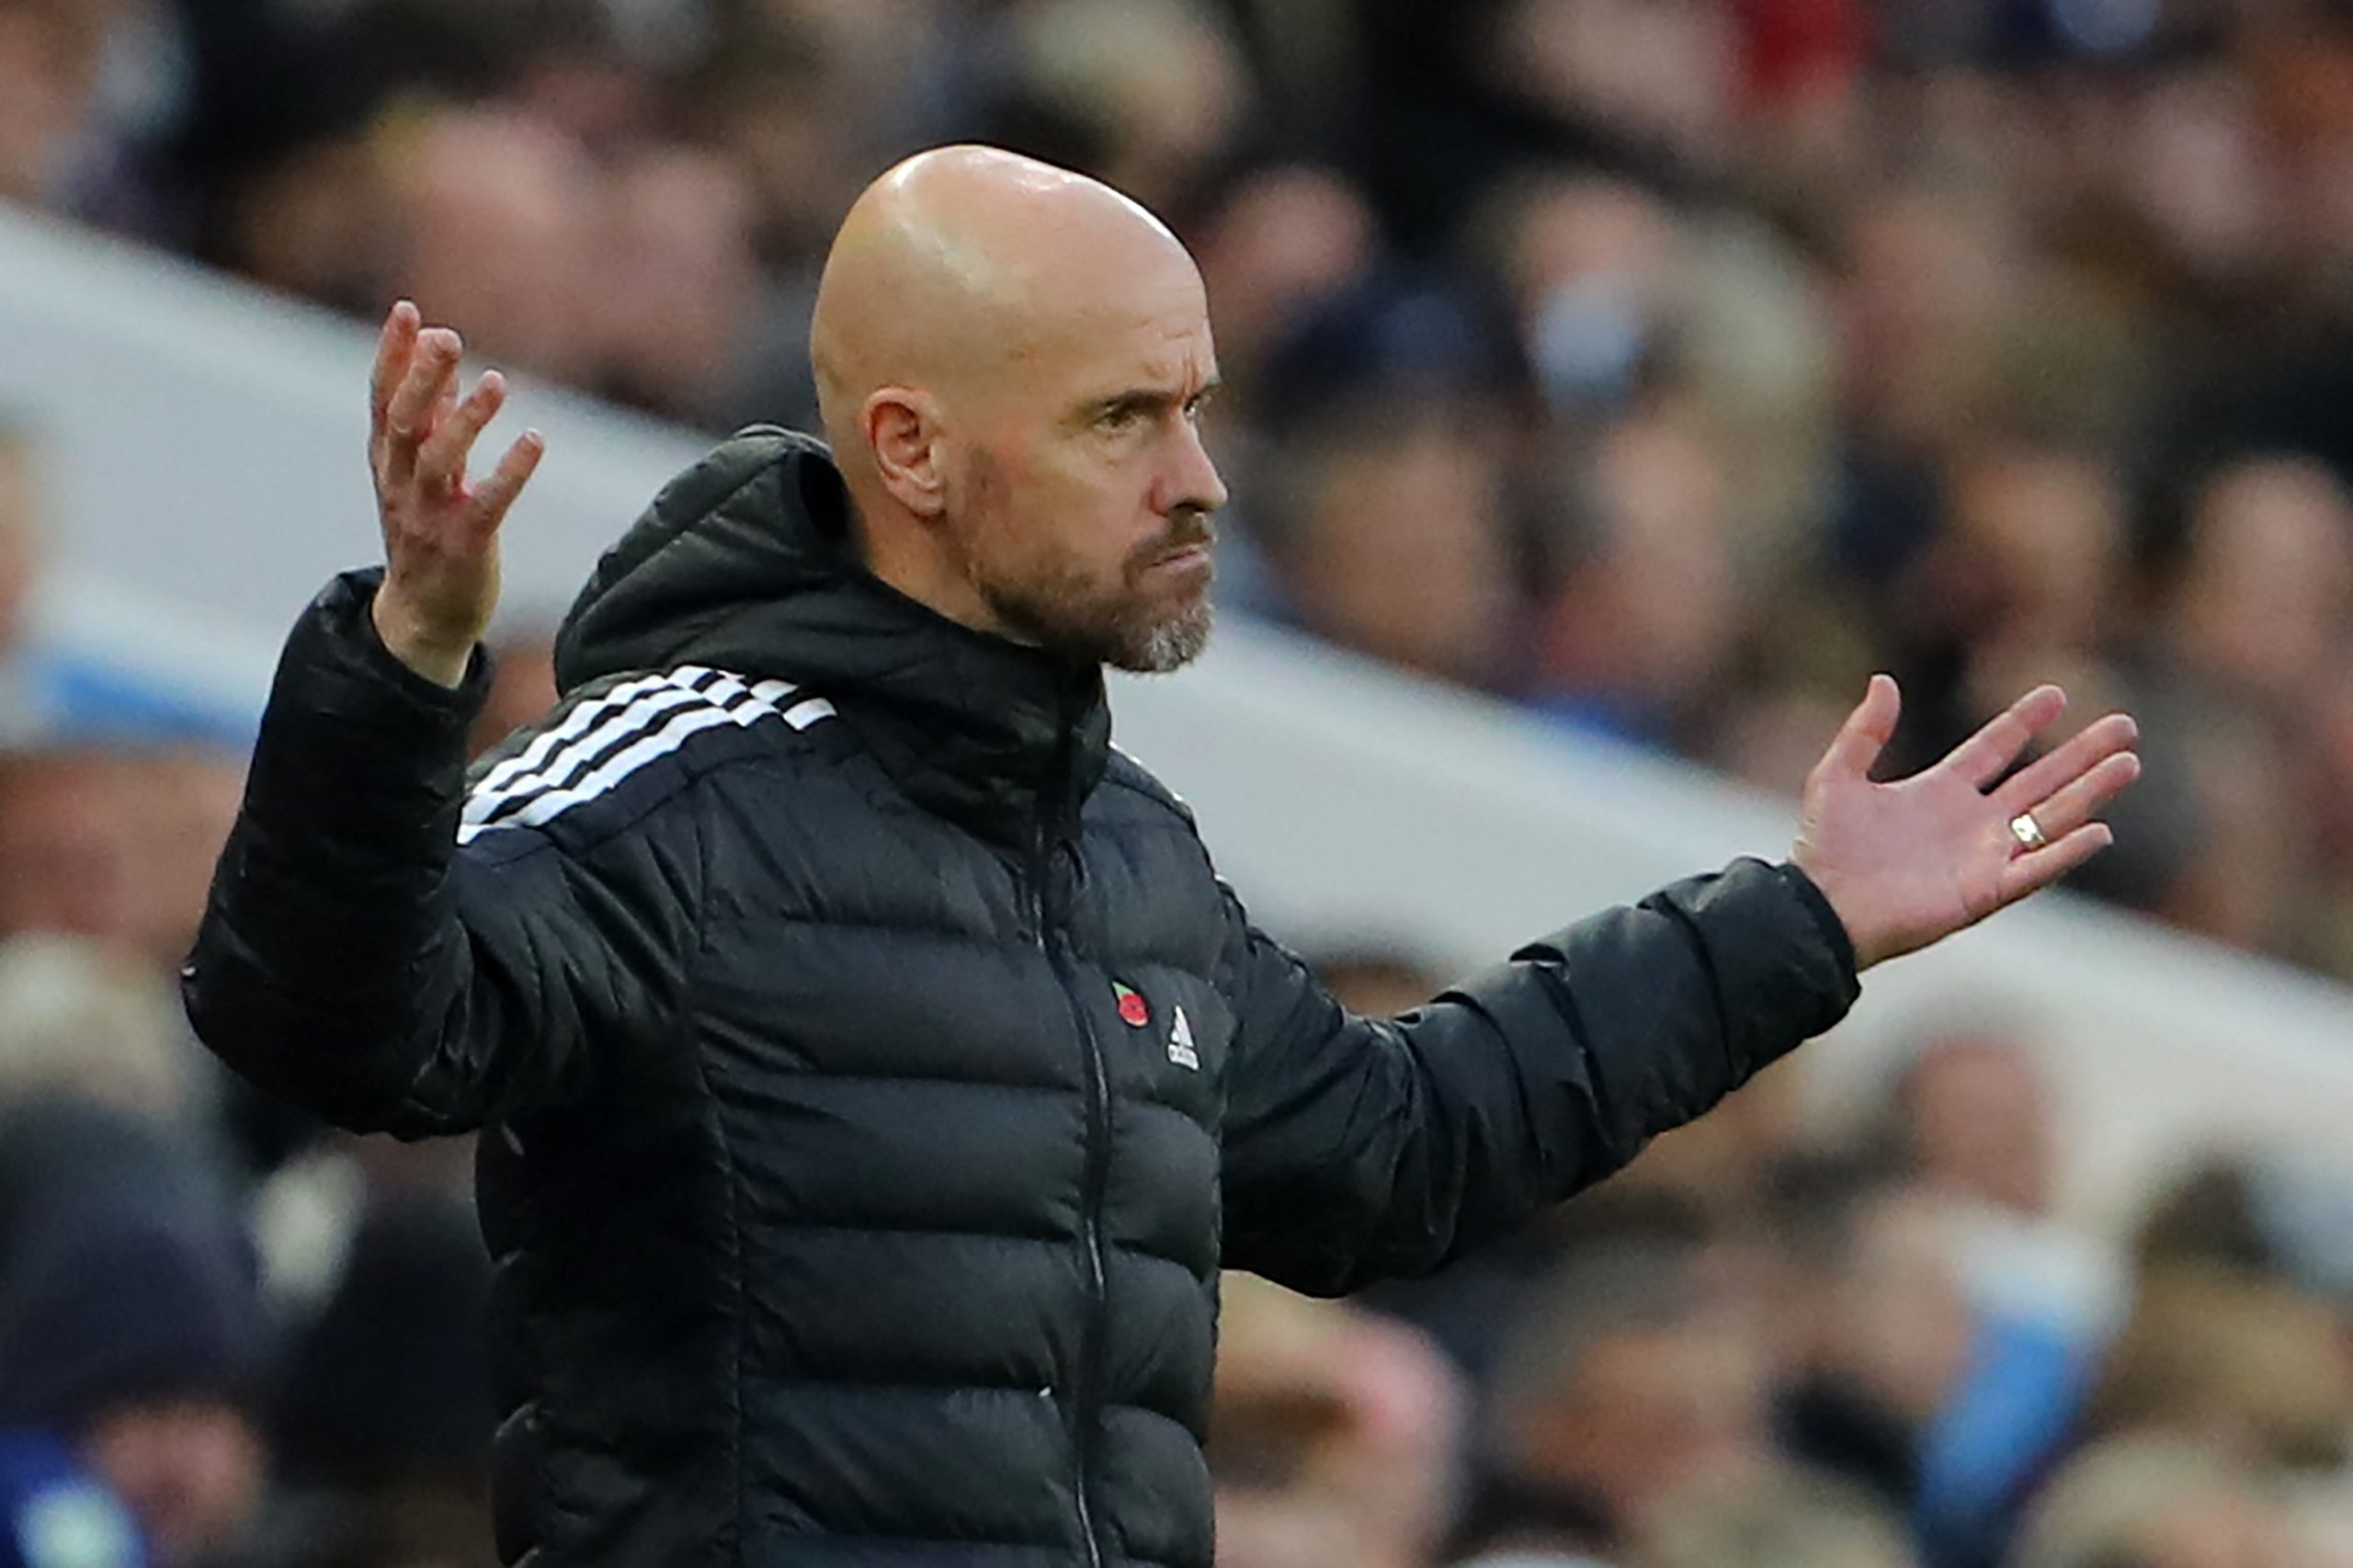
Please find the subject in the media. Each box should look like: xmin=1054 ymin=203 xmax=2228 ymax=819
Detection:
xmin=1944 ymin=685 xmax=2067 ymax=790
xmin=1991 ymin=712 xmax=2139 ymax=815
xmin=1815 ymin=674 xmax=1903 ymax=782
xmin=382 ymin=329 xmax=462 ymax=485
xmin=369 ymin=301 xmax=421 ymax=436
xmin=418 ymin=370 xmax=508 ymax=495
xmin=470 ymin=429 xmax=546 ymax=530
xmin=420 ymin=379 xmax=461 ymax=450
xmin=2010 ymin=750 xmax=2140 ymax=845
xmin=1998 ymin=821 xmax=2114 ymax=905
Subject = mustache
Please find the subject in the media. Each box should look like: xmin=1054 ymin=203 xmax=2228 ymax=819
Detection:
xmin=1131 ymin=514 xmax=1217 ymax=569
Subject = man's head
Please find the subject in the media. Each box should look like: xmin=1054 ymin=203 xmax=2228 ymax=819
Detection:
xmin=811 ymin=144 xmax=1228 ymax=673
xmin=0 ymin=1202 xmax=267 ymax=1562
xmin=1490 ymin=1238 xmax=1771 ymax=1537
xmin=0 ymin=749 xmax=139 ymax=948
xmin=1890 ymin=1028 xmax=2057 ymax=1218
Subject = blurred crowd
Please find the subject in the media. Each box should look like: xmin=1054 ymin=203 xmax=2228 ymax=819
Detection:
xmin=1233 ymin=958 xmax=2353 ymax=1568
xmin=8 ymin=0 xmax=2353 ymax=1563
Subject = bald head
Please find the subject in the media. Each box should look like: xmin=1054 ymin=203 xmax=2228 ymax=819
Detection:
xmin=804 ymin=145 xmax=1228 ymax=670
xmin=812 ymin=146 xmax=1202 ymax=455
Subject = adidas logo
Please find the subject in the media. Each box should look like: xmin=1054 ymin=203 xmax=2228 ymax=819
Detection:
xmin=1167 ymin=1006 xmax=1199 ymax=1072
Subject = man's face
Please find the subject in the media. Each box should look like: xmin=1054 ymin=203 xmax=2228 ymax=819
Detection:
xmin=941 ymin=266 xmax=1228 ymax=673
xmin=0 ymin=756 xmax=137 ymax=945
xmin=81 ymin=1399 xmax=266 ymax=1562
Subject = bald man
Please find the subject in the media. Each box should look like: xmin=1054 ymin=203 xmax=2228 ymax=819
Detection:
xmin=186 ymin=147 xmax=2137 ymax=1568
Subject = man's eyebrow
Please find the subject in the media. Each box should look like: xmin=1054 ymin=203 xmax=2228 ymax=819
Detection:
xmin=1084 ymin=374 xmax=1223 ymax=418
xmin=1086 ymin=387 xmax=1176 ymax=417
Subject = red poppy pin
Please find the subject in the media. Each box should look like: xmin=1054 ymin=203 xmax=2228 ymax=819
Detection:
xmin=1112 ymin=981 xmax=1150 ymax=1028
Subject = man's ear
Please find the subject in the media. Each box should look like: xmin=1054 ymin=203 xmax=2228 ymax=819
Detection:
xmin=864 ymin=388 xmax=948 ymax=518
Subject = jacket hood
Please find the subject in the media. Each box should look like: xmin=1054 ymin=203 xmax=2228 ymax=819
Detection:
xmin=552 ymin=428 xmax=1109 ymax=846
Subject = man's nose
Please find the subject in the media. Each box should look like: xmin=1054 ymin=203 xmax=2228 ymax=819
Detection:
xmin=1156 ymin=421 xmax=1229 ymax=517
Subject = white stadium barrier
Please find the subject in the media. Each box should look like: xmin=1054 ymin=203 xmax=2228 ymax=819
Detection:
xmin=5 ymin=199 xmax=2350 ymax=1232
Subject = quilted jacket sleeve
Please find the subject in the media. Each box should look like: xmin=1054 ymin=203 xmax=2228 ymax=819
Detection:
xmin=1216 ymin=859 xmax=1859 ymax=1295
xmin=182 ymin=571 xmax=703 ymax=1139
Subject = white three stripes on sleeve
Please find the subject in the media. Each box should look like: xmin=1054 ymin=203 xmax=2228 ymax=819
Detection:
xmin=458 ymin=665 xmax=833 ymax=845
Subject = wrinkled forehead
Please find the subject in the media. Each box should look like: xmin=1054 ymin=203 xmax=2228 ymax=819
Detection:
xmin=998 ymin=243 xmax=1217 ymax=400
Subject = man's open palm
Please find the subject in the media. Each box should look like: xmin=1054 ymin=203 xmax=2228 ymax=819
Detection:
xmin=367 ymin=301 xmax=544 ymax=687
xmin=1792 ymin=676 xmax=2141 ymax=970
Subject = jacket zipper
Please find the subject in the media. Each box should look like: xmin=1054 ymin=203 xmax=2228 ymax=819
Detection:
xmin=1032 ymin=729 xmax=1109 ymax=1568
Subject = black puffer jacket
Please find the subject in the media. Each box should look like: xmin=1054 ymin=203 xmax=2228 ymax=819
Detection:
xmin=185 ymin=429 xmax=1859 ymax=1567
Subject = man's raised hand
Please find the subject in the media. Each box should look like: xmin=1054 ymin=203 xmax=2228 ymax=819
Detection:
xmin=1790 ymin=676 xmax=2141 ymax=971
xmin=367 ymin=301 xmax=544 ymax=687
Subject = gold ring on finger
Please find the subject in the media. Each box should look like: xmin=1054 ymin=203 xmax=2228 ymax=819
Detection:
xmin=2008 ymin=812 xmax=2050 ymax=853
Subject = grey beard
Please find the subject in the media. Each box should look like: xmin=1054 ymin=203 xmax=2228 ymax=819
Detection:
xmin=1113 ymin=598 xmax=1213 ymax=674
xmin=979 ymin=571 xmax=1214 ymax=674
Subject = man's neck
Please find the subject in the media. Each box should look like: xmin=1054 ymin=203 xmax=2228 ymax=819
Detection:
xmin=846 ymin=503 xmax=1026 ymax=647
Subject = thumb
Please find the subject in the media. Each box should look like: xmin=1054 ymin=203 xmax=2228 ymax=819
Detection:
xmin=1818 ymin=674 xmax=1902 ymax=783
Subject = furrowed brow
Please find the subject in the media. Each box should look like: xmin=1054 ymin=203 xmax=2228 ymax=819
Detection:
xmin=1083 ymin=388 xmax=1175 ymax=423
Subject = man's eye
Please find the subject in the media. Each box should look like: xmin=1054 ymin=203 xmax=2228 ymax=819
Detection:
xmin=1098 ymin=405 xmax=1143 ymax=431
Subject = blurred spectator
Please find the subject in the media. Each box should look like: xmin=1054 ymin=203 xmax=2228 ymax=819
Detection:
xmin=2130 ymin=449 xmax=2352 ymax=951
xmin=1893 ymin=442 xmax=2131 ymax=762
xmin=1482 ymin=0 xmax=1745 ymax=177
xmin=0 ymin=747 xmax=242 ymax=971
xmin=0 ymin=1101 xmax=266 ymax=1567
xmin=1640 ymin=1461 xmax=1919 ymax=1568
xmin=1472 ymin=1233 xmax=1773 ymax=1561
xmin=1762 ymin=1152 xmax=1974 ymax=1517
xmin=1527 ymin=413 xmax=1745 ymax=752
xmin=2082 ymin=1159 xmax=2353 ymax=1472
xmin=1866 ymin=1028 xmax=2129 ymax=1568
xmin=1000 ymin=0 xmax=1250 ymax=212
xmin=0 ymin=0 xmax=132 ymax=215
xmin=2085 ymin=1258 xmax=2353 ymax=1467
xmin=592 ymin=142 xmax=764 ymax=423
xmin=1824 ymin=182 xmax=2026 ymax=585
xmin=2161 ymin=454 xmax=2353 ymax=719
xmin=1668 ymin=209 xmax=1842 ymax=569
xmin=1479 ymin=169 xmax=1688 ymax=425
xmin=0 ymin=933 xmax=199 ymax=1131
xmin=1885 ymin=1030 xmax=2057 ymax=1220
xmin=389 ymin=107 xmax=604 ymax=392
xmin=114 ymin=750 xmax=243 ymax=975
xmin=1266 ymin=403 xmax=1520 ymax=689
xmin=1192 ymin=165 xmax=1380 ymax=394
xmin=214 ymin=122 xmax=394 ymax=316
xmin=0 ymin=749 xmax=141 ymax=949
xmin=682 ymin=5 xmax=915 ymax=276
xmin=1877 ymin=1028 xmax=2126 ymax=1335
xmin=1211 ymin=1275 xmax=1462 ymax=1568
xmin=2009 ymin=1435 xmax=2306 ymax=1568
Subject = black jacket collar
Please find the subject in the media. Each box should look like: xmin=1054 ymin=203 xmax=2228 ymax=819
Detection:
xmin=551 ymin=428 xmax=1108 ymax=850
